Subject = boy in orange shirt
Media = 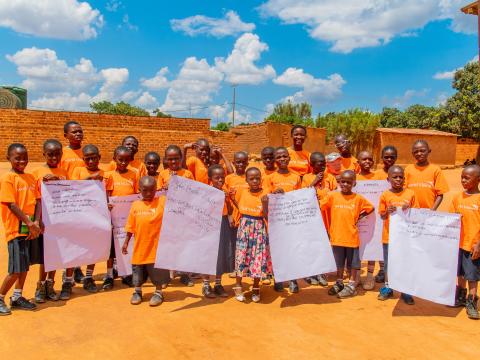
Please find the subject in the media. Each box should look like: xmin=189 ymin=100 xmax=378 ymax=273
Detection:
xmin=377 ymin=165 xmax=417 ymax=305
xmin=107 ymin=136 xmax=147 ymax=177
xmin=31 ymin=139 xmax=67 ymax=303
xmin=356 ymin=151 xmax=380 ymax=181
xmin=225 ymin=151 xmax=249 ymax=224
xmin=449 ymin=165 xmax=480 ymax=319
xmin=0 ymin=144 xmax=41 ymax=315
xmin=144 ymin=152 xmax=162 ymax=189
xmin=183 ymin=138 xmax=210 ymax=184
xmin=122 ymin=176 xmax=169 ymax=306
xmin=321 ymin=170 xmax=374 ymax=298
xmin=260 ymin=147 xmax=276 ymax=177
xmin=334 ymin=135 xmax=360 ymax=173
xmin=405 ymin=140 xmax=449 ymax=210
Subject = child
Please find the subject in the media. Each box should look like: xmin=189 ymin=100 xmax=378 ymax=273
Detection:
xmin=449 ymin=165 xmax=480 ymax=319
xmin=183 ymin=138 xmax=210 ymax=184
xmin=70 ymin=145 xmax=106 ymax=295
xmin=334 ymin=135 xmax=360 ymax=173
xmin=122 ymin=176 xmax=170 ymax=306
xmin=260 ymin=146 xmax=276 ymax=177
xmin=108 ymin=136 xmax=147 ymax=177
xmin=104 ymin=146 xmax=139 ymax=290
xmin=208 ymin=145 xmax=234 ymax=175
xmin=325 ymin=152 xmax=342 ymax=179
xmin=267 ymin=147 xmax=302 ymax=293
xmin=30 ymin=139 xmax=67 ymax=303
xmin=376 ymin=146 xmax=398 ymax=180
xmin=405 ymin=140 xmax=449 ymax=210
xmin=0 ymin=144 xmax=41 ymax=315
xmin=202 ymin=165 xmax=235 ymax=298
xmin=302 ymin=152 xmax=337 ymax=287
xmin=230 ymin=167 xmax=271 ymax=303
xmin=288 ymin=125 xmax=311 ymax=177
xmin=320 ymin=170 xmax=374 ymax=299
xmin=377 ymin=165 xmax=417 ymax=305
xmin=225 ymin=151 xmax=249 ymax=226
xmin=144 ymin=152 xmax=162 ymax=189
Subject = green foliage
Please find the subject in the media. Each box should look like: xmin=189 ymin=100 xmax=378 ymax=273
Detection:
xmin=153 ymin=109 xmax=172 ymax=118
xmin=265 ymin=101 xmax=314 ymax=126
xmin=90 ymin=101 xmax=150 ymax=117
xmin=380 ymin=104 xmax=437 ymax=129
xmin=211 ymin=122 xmax=231 ymax=131
xmin=316 ymin=109 xmax=380 ymax=154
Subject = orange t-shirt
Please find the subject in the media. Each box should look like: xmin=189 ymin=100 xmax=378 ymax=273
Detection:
xmin=186 ymin=156 xmax=209 ymax=184
xmin=60 ymin=147 xmax=85 ymax=180
xmin=125 ymin=196 xmax=166 ymax=265
xmin=378 ymin=189 xmax=417 ymax=244
xmin=0 ymin=172 xmax=39 ymax=242
xmin=341 ymin=156 xmax=360 ymax=173
xmin=158 ymin=169 xmax=194 ymax=188
xmin=375 ymin=169 xmax=389 ymax=180
xmin=107 ymin=159 xmax=147 ymax=178
xmin=450 ymin=192 xmax=480 ymax=252
xmin=357 ymin=172 xmax=381 ymax=181
xmin=71 ymin=167 xmax=105 ymax=180
xmin=31 ymin=165 xmax=68 ymax=195
xmin=405 ymin=164 xmax=449 ymax=209
xmin=225 ymin=173 xmax=249 ymax=226
xmin=302 ymin=172 xmax=337 ymax=232
xmin=267 ymin=172 xmax=301 ymax=193
xmin=320 ymin=192 xmax=374 ymax=248
xmin=105 ymin=170 xmax=138 ymax=196
xmin=287 ymin=148 xmax=311 ymax=176
xmin=235 ymin=188 xmax=270 ymax=217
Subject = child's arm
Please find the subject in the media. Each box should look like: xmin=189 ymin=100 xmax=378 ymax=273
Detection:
xmin=358 ymin=208 xmax=374 ymax=221
xmin=228 ymin=189 xmax=239 ymax=209
xmin=310 ymin=172 xmax=324 ymax=188
xmin=431 ymin=194 xmax=443 ymax=211
xmin=4 ymin=202 xmax=41 ymax=239
xmin=43 ymin=174 xmax=61 ymax=182
xmin=182 ymin=143 xmax=195 ymax=169
xmin=122 ymin=232 xmax=133 ymax=255
xmin=261 ymin=195 xmax=269 ymax=220
xmin=219 ymin=148 xmax=234 ymax=174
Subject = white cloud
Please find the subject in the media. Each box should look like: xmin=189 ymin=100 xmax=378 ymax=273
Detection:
xmin=433 ymin=56 xmax=478 ymax=80
xmin=436 ymin=92 xmax=449 ymax=105
xmin=106 ymin=0 xmax=122 ymax=12
xmin=259 ymin=0 xmax=477 ymax=53
xmin=383 ymin=88 xmax=429 ymax=108
xmin=0 ymin=0 xmax=103 ymax=40
xmin=135 ymin=91 xmax=158 ymax=108
xmin=120 ymin=90 xmax=141 ymax=102
xmin=171 ymin=10 xmax=255 ymax=38
xmin=95 ymin=68 xmax=129 ymax=101
xmin=141 ymin=67 xmax=170 ymax=90
xmin=214 ymin=33 xmax=276 ymax=85
xmin=31 ymin=92 xmax=92 ymax=111
xmin=120 ymin=14 xmax=138 ymax=31
xmin=274 ymin=67 xmax=346 ymax=104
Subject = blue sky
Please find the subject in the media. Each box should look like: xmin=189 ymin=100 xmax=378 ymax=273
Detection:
xmin=0 ymin=0 xmax=477 ymax=124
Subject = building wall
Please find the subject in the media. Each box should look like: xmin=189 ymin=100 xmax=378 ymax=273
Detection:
xmin=455 ymin=138 xmax=479 ymax=164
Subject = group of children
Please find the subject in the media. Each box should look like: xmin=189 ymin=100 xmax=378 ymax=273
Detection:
xmin=0 ymin=122 xmax=479 ymax=320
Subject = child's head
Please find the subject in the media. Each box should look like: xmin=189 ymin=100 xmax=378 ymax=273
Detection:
xmin=261 ymin=147 xmax=275 ymax=170
xmin=195 ymin=138 xmax=210 ymax=162
xmin=139 ymin=176 xmax=157 ymax=201
xmin=7 ymin=143 xmax=28 ymax=173
xmin=461 ymin=165 xmax=480 ymax=192
xmin=233 ymin=151 xmax=248 ymax=175
xmin=387 ymin=165 xmax=405 ymax=191
xmin=144 ymin=151 xmax=161 ymax=176
xmin=208 ymin=164 xmax=226 ymax=190
xmin=209 ymin=150 xmax=220 ymax=165
xmin=164 ymin=145 xmax=182 ymax=171
xmin=113 ymin=146 xmax=132 ymax=172
xmin=274 ymin=147 xmax=290 ymax=170
xmin=246 ymin=167 xmax=262 ymax=191
xmin=338 ymin=170 xmax=355 ymax=194
xmin=357 ymin=150 xmax=374 ymax=173
xmin=122 ymin=136 xmax=139 ymax=158
xmin=310 ymin=152 xmax=326 ymax=174
xmin=63 ymin=121 xmax=83 ymax=147
xmin=326 ymin=152 xmax=342 ymax=175
xmin=291 ymin=125 xmax=307 ymax=148
xmin=381 ymin=145 xmax=398 ymax=170
xmin=43 ymin=139 xmax=63 ymax=168
xmin=334 ymin=134 xmax=351 ymax=156
xmin=412 ymin=140 xmax=431 ymax=165
xmin=82 ymin=144 xmax=101 ymax=171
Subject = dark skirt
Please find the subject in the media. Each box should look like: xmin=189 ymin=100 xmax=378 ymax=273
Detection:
xmin=29 ymin=234 xmax=44 ymax=265
xmin=8 ymin=236 xmax=30 ymax=274
xmin=216 ymin=216 xmax=235 ymax=276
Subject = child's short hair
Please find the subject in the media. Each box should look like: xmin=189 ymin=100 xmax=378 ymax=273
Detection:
xmin=63 ymin=121 xmax=80 ymax=133
xmin=82 ymin=144 xmax=100 ymax=155
xmin=341 ymin=169 xmax=356 ymax=179
xmin=246 ymin=167 xmax=261 ymax=177
xmin=290 ymin=124 xmax=307 ymax=135
xmin=7 ymin=143 xmax=26 ymax=156
xmin=43 ymin=139 xmax=62 ymax=151
xmin=310 ymin=152 xmax=325 ymax=161
xmin=122 ymin=135 xmax=138 ymax=144
xmin=388 ymin=165 xmax=404 ymax=176
xmin=144 ymin=151 xmax=160 ymax=162
xmin=114 ymin=145 xmax=131 ymax=157
xmin=261 ymin=146 xmax=275 ymax=155
xmin=275 ymin=146 xmax=288 ymax=155
xmin=196 ymin=138 xmax=210 ymax=147
xmin=165 ymin=145 xmax=182 ymax=157
xmin=381 ymin=145 xmax=398 ymax=156
xmin=208 ymin=164 xmax=225 ymax=178
xmin=412 ymin=139 xmax=429 ymax=149
xmin=139 ymin=175 xmax=156 ymax=188
xmin=234 ymin=151 xmax=248 ymax=159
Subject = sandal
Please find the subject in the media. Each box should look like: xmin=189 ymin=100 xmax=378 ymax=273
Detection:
xmin=362 ymin=273 xmax=375 ymax=291
xmin=252 ymin=287 xmax=261 ymax=303
xmin=337 ymin=284 xmax=357 ymax=299
xmin=233 ymin=286 xmax=245 ymax=302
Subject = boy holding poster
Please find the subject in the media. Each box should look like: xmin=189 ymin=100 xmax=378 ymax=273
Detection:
xmin=449 ymin=165 xmax=480 ymax=319
xmin=320 ymin=170 xmax=374 ymax=298
xmin=122 ymin=176 xmax=170 ymax=306
xmin=0 ymin=144 xmax=41 ymax=315
xmin=377 ymin=165 xmax=417 ymax=305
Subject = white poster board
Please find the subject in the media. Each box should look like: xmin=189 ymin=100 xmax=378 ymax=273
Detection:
xmin=155 ymin=176 xmax=224 ymax=275
xmin=267 ymin=188 xmax=337 ymax=282
xmin=388 ymin=208 xmax=461 ymax=305
xmin=41 ymin=180 xmax=111 ymax=272
xmin=355 ymin=180 xmax=389 ymax=260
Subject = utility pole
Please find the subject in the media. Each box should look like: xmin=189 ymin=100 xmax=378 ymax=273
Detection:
xmin=231 ymin=84 xmax=237 ymax=127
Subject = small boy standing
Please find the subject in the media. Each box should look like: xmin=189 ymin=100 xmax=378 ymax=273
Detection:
xmin=183 ymin=139 xmax=210 ymax=184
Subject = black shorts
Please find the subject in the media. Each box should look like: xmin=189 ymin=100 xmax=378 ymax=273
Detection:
xmin=383 ymin=243 xmax=389 ymax=275
xmin=332 ymin=245 xmax=361 ymax=270
xmin=457 ymin=249 xmax=480 ymax=281
xmin=29 ymin=234 xmax=44 ymax=265
xmin=8 ymin=236 xmax=30 ymax=274
xmin=132 ymin=264 xmax=170 ymax=287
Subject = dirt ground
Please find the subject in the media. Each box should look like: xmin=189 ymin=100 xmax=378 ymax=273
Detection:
xmin=0 ymin=165 xmax=478 ymax=359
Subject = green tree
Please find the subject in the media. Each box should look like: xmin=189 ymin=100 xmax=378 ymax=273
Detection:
xmin=211 ymin=122 xmax=231 ymax=131
xmin=380 ymin=105 xmax=437 ymax=129
xmin=153 ymin=109 xmax=172 ymax=117
xmin=265 ymin=101 xmax=314 ymax=126
xmin=90 ymin=101 xmax=150 ymax=117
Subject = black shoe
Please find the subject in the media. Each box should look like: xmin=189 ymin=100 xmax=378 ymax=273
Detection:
xmin=121 ymin=275 xmax=134 ymax=287
xmin=374 ymin=270 xmax=385 ymax=283
xmin=466 ymin=295 xmax=480 ymax=320
xmin=328 ymin=282 xmax=344 ymax=296
xmin=10 ymin=296 xmax=37 ymax=311
xmin=59 ymin=282 xmax=73 ymax=300
xmin=289 ymin=280 xmax=299 ymax=293
xmin=214 ymin=284 xmax=228 ymax=297
xmin=102 ymin=277 xmax=114 ymax=290
xmin=83 ymin=277 xmax=98 ymax=293
xmin=452 ymin=286 xmax=467 ymax=308
xmin=273 ymin=282 xmax=284 ymax=292
xmin=401 ymin=293 xmax=415 ymax=305
xmin=316 ymin=274 xmax=328 ymax=287
xmin=34 ymin=281 xmax=46 ymax=304
xmin=202 ymin=285 xmax=216 ymax=298
xmin=180 ymin=274 xmax=194 ymax=287
xmin=304 ymin=277 xmax=319 ymax=286
xmin=45 ymin=280 xmax=59 ymax=301
xmin=0 ymin=299 xmax=11 ymax=316
xmin=73 ymin=267 xmax=84 ymax=284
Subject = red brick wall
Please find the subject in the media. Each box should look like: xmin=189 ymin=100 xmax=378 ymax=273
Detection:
xmin=456 ymin=138 xmax=479 ymax=164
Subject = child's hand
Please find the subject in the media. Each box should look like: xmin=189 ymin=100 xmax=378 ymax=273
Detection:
xmin=27 ymin=221 xmax=41 ymax=240
xmin=228 ymin=215 xmax=235 ymax=228
xmin=107 ymin=203 xmax=114 ymax=211
xmin=184 ymin=142 xmax=196 ymax=150
xmin=401 ymin=203 xmax=410 ymax=211
xmin=122 ymin=242 xmax=129 ymax=255
xmin=472 ymin=242 xmax=480 ymax=260
xmin=387 ymin=205 xmax=397 ymax=214
xmin=88 ymin=174 xmax=103 ymax=181
xmin=228 ymin=188 xmax=236 ymax=200
xmin=315 ymin=172 xmax=324 ymax=183
xmin=272 ymin=188 xmax=285 ymax=194
xmin=43 ymin=174 xmax=60 ymax=182
xmin=211 ymin=145 xmax=222 ymax=155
